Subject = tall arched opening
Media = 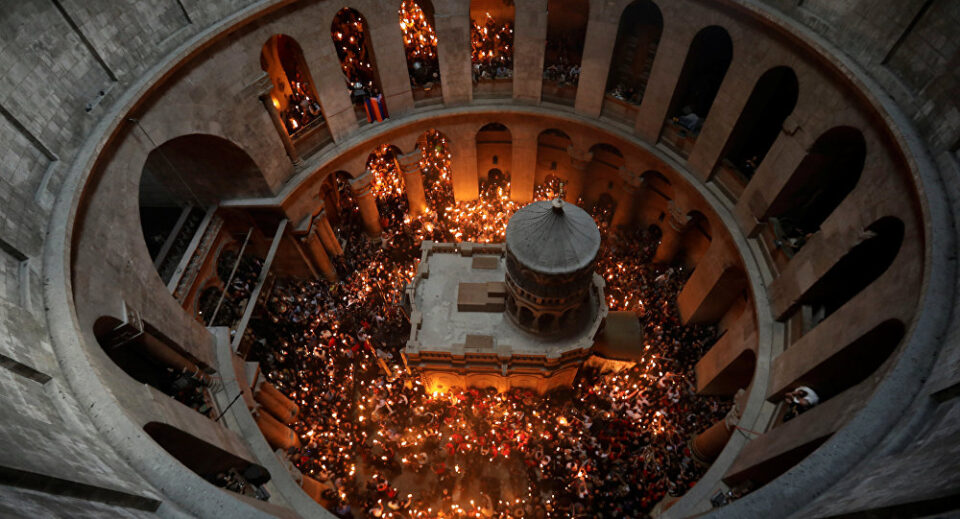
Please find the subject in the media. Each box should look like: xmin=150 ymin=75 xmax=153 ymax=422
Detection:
xmin=476 ymin=123 xmax=512 ymax=196
xmin=660 ymin=26 xmax=733 ymax=158
xmin=602 ymin=0 xmax=663 ymax=124
xmin=399 ymin=0 xmax=441 ymax=104
xmin=714 ymin=66 xmax=799 ymax=195
xmin=259 ymin=34 xmax=329 ymax=155
xmin=541 ymin=0 xmax=589 ymax=106
xmin=470 ymin=0 xmax=515 ymax=98
xmin=331 ymin=8 xmax=386 ymax=122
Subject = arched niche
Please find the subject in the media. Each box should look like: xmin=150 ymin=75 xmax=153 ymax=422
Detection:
xmin=765 ymin=126 xmax=866 ymax=253
xmin=366 ymin=144 xmax=406 ymax=200
xmin=260 ymin=34 xmax=325 ymax=136
xmin=681 ymin=210 xmax=712 ymax=269
xmin=591 ymin=192 xmax=618 ymax=226
xmin=331 ymin=8 xmax=385 ymax=116
xmin=583 ymin=143 xmax=624 ymax=207
xmin=470 ymin=0 xmax=514 ymax=96
xmin=541 ymin=0 xmax=590 ymax=106
xmin=660 ymin=26 xmax=733 ymax=158
xmin=717 ymin=66 xmax=799 ymax=184
xmin=603 ymin=0 xmax=663 ymax=123
xmin=399 ymin=0 xmax=442 ymax=103
xmin=476 ymin=123 xmax=512 ymax=194
xmin=416 ymin=129 xmax=455 ymax=211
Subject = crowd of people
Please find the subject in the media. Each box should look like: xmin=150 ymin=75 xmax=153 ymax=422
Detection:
xmin=279 ymin=78 xmax=324 ymax=135
xmin=471 ymin=14 xmax=514 ymax=81
xmin=242 ymin=131 xmax=730 ymax=517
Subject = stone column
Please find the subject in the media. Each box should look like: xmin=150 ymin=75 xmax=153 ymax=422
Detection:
xmin=395 ymin=150 xmax=428 ymax=215
xmin=254 ymin=380 xmax=300 ymax=424
xmin=610 ymin=176 xmax=640 ymax=229
xmin=653 ymin=200 xmax=692 ymax=264
xmin=510 ymin=127 xmax=539 ymax=201
xmin=260 ymin=93 xmax=300 ymax=165
xmin=300 ymin=34 xmax=360 ymax=141
xmin=314 ymin=205 xmax=343 ymax=256
xmin=367 ymin=12 xmax=415 ymax=116
xmin=434 ymin=10 xmax=472 ymax=105
xmin=254 ymin=408 xmax=301 ymax=450
xmin=633 ymin=22 xmax=698 ymax=142
xmin=564 ymin=146 xmax=593 ymax=203
xmin=304 ymin=225 xmax=338 ymax=282
xmin=450 ymin=136 xmax=479 ymax=201
xmin=574 ymin=14 xmax=619 ymax=117
xmin=690 ymin=398 xmax=742 ymax=464
xmin=676 ymin=255 xmax=747 ymax=325
xmin=513 ymin=0 xmax=548 ymax=103
xmin=350 ymin=170 xmax=383 ymax=239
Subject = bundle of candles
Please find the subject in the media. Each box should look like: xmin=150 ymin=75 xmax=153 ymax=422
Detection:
xmin=248 ymin=131 xmax=730 ymax=517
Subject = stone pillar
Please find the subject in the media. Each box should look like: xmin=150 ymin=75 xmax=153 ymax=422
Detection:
xmin=695 ymin=311 xmax=757 ymax=396
xmin=511 ymin=128 xmax=539 ymax=201
xmin=676 ymin=254 xmax=747 ymax=325
xmin=314 ymin=206 xmax=343 ymax=256
xmin=350 ymin=170 xmax=383 ymax=239
xmin=304 ymin=225 xmax=338 ymax=282
xmin=254 ymin=408 xmax=301 ymax=450
xmin=260 ymin=94 xmax=301 ymax=165
xmin=633 ymin=23 xmax=698 ymax=142
xmin=300 ymin=35 xmax=359 ymax=141
xmin=450 ymin=136 xmax=479 ymax=201
xmin=564 ymin=146 xmax=593 ymax=203
xmin=611 ymin=168 xmax=642 ymax=229
xmin=434 ymin=10 xmax=472 ymax=105
xmin=395 ymin=150 xmax=428 ymax=215
xmin=653 ymin=201 xmax=692 ymax=264
xmin=254 ymin=381 xmax=301 ymax=424
xmin=513 ymin=0 xmax=548 ymax=103
xmin=691 ymin=398 xmax=742 ymax=464
xmin=367 ymin=12 xmax=415 ymax=116
xmin=574 ymin=14 xmax=619 ymax=117
xmin=734 ymin=129 xmax=812 ymax=238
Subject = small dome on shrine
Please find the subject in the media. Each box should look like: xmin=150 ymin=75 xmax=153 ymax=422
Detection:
xmin=505 ymin=199 xmax=601 ymax=275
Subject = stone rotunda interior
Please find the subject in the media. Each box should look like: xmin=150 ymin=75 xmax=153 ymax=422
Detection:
xmin=1 ymin=0 xmax=958 ymax=518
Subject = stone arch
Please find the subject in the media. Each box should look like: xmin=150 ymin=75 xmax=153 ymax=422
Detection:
xmin=766 ymin=127 xmax=866 ymax=236
xmin=399 ymin=0 xmax=441 ymax=101
xmin=542 ymin=0 xmax=590 ymax=106
xmin=477 ymin=122 xmax=512 ymax=194
xmin=681 ymin=210 xmax=712 ymax=268
xmin=260 ymin=34 xmax=326 ymax=136
xmin=603 ymin=0 xmax=663 ymax=122
xmin=660 ymin=25 xmax=733 ymax=156
xmin=584 ymin=143 xmax=625 ymax=207
xmin=718 ymin=66 xmax=799 ymax=182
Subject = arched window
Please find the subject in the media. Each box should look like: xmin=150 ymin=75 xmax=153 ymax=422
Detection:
xmin=661 ymin=26 xmax=733 ymax=158
xmin=477 ymin=123 xmax=512 ymax=197
xmin=542 ymin=0 xmax=590 ymax=106
xmin=470 ymin=0 xmax=514 ymax=97
xmin=603 ymin=0 xmax=663 ymax=123
xmin=260 ymin=35 xmax=326 ymax=138
xmin=399 ymin=0 xmax=441 ymax=103
xmin=766 ymin=126 xmax=866 ymax=253
xmin=717 ymin=66 xmax=799 ymax=183
xmin=331 ymin=8 xmax=386 ymax=120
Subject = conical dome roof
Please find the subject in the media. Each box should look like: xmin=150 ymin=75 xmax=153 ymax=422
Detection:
xmin=505 ymin=199 xmax=601 ymax=275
